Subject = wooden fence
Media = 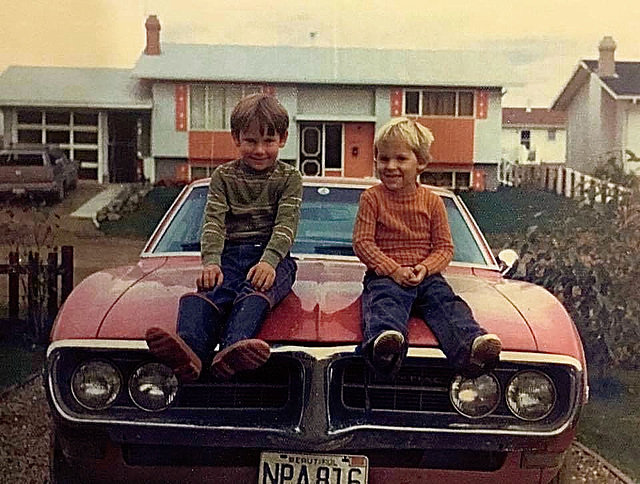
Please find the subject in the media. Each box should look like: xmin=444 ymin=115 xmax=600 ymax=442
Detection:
xmin=499 ymin=162 xmax=632 ymax=207
xmin=1 ymin=246 xmax=73 ymax=338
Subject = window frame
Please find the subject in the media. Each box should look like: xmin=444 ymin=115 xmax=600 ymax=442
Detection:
xmin=403 ymin=89 xmax=476 ymax=117
xmin=188 ymin=84 xmax=263 ymax=131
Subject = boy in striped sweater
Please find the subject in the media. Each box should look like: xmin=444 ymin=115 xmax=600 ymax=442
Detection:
xmin=146 ymin=93 xmax=302 ymax=382
xmin=353 ymin=117 xmax=501 ymax=376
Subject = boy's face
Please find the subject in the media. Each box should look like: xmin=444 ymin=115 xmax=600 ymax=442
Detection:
xmin=234 ymin=120 xmax=288 ymax=171
xmin=375 ymin=138 xmax=427 ymax=194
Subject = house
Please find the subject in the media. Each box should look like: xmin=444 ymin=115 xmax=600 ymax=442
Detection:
xmin=1 ymin=15 xmax=518 ymax=189
xmin=552 ymin=36 xmax=640 ymax=175
xmin=134 ymin=16 xmax=519 ymax=190
xmin=0 ymin=67 xmax=152 ymax=183
xmin=501 ymin=108 xmax=566 ymax=164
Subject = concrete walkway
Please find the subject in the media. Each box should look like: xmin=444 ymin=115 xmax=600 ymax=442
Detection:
xmin=69 ymin=184 xmax=125 ymax=219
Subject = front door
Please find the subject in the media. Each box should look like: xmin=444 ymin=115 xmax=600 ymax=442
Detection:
xmin=108 ymin=113 xmax=139 ymax=183
xmin=298 ymin=122 xmax=343 ymax=176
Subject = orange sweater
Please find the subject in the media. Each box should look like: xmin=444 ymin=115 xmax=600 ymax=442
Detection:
xmin=353 ymin=184 xmax=454 ymax=276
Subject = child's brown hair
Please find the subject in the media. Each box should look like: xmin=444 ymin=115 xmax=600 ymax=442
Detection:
xmin=230 ymin=93 xmax=289 ymax=140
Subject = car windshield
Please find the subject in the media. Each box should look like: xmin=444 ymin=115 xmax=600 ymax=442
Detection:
xmin=152 ymin=184 xmax=488 ymax=265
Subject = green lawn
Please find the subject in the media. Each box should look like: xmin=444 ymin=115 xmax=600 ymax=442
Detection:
xmin=577 ymin=368 xmax=640 ymax=482
xmin=99 ymin=185 xmax=183 ymax=239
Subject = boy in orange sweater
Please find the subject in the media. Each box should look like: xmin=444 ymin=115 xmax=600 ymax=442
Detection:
xmin=353 ymin=117 xmax=501 ymax=376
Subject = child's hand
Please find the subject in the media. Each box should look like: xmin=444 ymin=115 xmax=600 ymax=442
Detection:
xmin=390 ymin=267 xmax=416 ymax=287
xmin=247 ymin=261 xmax=276 ymax=291
xmin=406 ymin=265 xmax=428 ymax=286
xmin=198 ymin=264 xmax=224 ymax=290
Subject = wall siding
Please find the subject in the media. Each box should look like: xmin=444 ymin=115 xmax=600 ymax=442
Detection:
xmin=152 ymin=83 xmax=188 ymax=158
xmin=473 ymin=90 xmax=502 ymax=163
xmin=416 ymin=117 xmax=474 ymax=165
xmin=297 ymin=86 xmax=374 ymax=116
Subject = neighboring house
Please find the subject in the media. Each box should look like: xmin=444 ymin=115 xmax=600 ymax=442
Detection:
xmin=132 ymin=16 xmax=515 ymax=190
xmin=552 ymin=36 xmax=640 ymax=175
xmin=501 ymin=108 xmax=566 ymax=164
xmin=0 ymin=67 xmax=152 ymax=183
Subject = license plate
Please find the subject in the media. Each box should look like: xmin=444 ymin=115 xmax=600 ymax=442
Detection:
xmin=12 ymin=188 xmax=26 ymax=194
xmin=259 ymin=451 xmax=368 ymax=484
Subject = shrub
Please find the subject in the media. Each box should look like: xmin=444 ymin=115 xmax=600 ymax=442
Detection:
xmin=488 ymin=191 xmax=640 ymax=375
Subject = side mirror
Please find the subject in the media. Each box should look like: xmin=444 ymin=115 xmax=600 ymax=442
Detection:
xmin=497 ymin=249 xmax=519 ymax=278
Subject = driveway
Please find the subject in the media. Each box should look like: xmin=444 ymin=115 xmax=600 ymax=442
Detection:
xmin=1 ymin=180 xmax=147 ymax=289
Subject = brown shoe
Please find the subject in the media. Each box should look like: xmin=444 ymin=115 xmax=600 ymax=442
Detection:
xmin=210 ymin=339 xmax=271 ymax=380
xmin=470 ymin=334 xmax=502 ymax=369
xmin=145 ymin=327 xmax=202 ymax=383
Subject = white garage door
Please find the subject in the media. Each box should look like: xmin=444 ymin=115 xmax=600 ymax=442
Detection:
xmin=14 ymin=109 xmax=101 ymax=179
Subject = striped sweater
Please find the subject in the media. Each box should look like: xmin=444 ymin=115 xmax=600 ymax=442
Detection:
xmin=200 ymin=159 xmax=303 ymax=268
xmin=352 ymin=184 xmax=454 ymax=276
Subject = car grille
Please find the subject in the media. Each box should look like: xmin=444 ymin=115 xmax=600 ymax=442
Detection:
xmin=174 ymin=359 xmax=293 ymax=409
xmin=49 ymin=348 xmax=306 ymax=429
xmin=327 ymin=355 xmax=578 ymax=433
xmin=341 ymin=359 xmax=455 ymax=412
xmin=49 ymin=346 xmax=577 ymax=434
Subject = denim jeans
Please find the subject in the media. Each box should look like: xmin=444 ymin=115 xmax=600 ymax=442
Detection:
xmin=361 ymin=272 xmax=486 ymax=370
xmin=177 ymin=242 xmax=297 ymax=364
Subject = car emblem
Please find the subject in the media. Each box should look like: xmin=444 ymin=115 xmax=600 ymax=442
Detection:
xmin=15 ymin=170 xmax=21 ymax=176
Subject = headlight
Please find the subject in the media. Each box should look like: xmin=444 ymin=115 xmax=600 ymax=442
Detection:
xmin=506 ymin=370 xmax=556 ymax=421
xmin=71 ymin=359 xmax=122 ymax=410
xmin=450 ymin=373 xmax=500 ymax=418
xmin=128 ymin=362 xmax=179 ymax=412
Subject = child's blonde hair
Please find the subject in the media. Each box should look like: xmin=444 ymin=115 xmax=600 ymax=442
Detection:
xmin=374 ymin=117 xmax=434 ymax=164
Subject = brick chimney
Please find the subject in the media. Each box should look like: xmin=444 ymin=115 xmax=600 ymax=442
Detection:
xmin=597 ymin=36 xmax=616 ymax=78
xmin=144 ymin=15 xmax=161 ymax=56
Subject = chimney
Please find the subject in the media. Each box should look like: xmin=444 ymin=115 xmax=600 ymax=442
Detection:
xmin=144 ymin=15 xmax=161 ymax=56
xmin=597 ymin=36 xmax=616 ymax=78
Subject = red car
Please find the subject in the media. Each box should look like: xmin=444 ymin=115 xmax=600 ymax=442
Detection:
xmin=46 ymin=177 xmax=587 ymax=484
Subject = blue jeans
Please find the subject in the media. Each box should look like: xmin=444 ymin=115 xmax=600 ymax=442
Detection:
xmin=177 ymin=242 xmax=297 ymax=364
xmin=361 ymin=272 xmax=486 ymax=371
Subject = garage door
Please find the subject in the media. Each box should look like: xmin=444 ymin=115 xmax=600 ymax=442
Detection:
xmin=14 ymin=109 xmax=100 ymax=179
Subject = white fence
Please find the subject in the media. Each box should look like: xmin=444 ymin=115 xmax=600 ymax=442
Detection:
xmin=499 ymin=161 xmax=632 ymax=206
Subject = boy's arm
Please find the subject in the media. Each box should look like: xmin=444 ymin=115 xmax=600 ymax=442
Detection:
xmin=352 ymin=192 xmax=401 ymax=276
xmin=260 ymin=169 xmax=303 ymax=268
xmin=200 ymin=170 xmax=229 ymax=267
xmin=416 ymin=196 xmax=454 ymax=275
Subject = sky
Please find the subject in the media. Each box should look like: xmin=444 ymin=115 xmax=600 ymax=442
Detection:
xmin=1 ymin=0 xmax=640 ymax=108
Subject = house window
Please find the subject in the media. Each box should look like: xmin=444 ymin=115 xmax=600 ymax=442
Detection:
xmin=298 ymin=122 xmax=343 ymax=176
xmin=547 ymin=129 xmax=557 ymax=141
xmin=420 ymin=171 xmax=471 ymax=190
xmin=520 ymin=130 xmax=531 ymax=150
xmin=405 ymin=91 xmax=420 ymax=115
xmin=403 ymin=90 xmax=475 ymax=117
xmin=189 ymin=84 xmax=262 ymax=131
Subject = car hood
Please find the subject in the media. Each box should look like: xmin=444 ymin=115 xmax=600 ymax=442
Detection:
xmin=51 ymin=257 xmax=583 ymax=358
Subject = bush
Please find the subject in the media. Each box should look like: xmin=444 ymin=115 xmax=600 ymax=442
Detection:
xmin=488 ymin=191 xmax=640 ymax=375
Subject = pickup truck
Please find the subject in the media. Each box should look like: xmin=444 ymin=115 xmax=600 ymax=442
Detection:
xmin=0 ymin=144 xmax=78 ymax=201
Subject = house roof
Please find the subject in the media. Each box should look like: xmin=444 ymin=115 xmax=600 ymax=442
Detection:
xmin=583 ymin=60 xmax=640 ymax=96
xmin=132 ymin=43 xmax=520 ymax=88
xmin=502 ymin=108 xmax=566 ymax=128
xmin=0 ymin=66 xmax=152 ymax=109
xmin=552 ymin=60 xmax=640 ymax=110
